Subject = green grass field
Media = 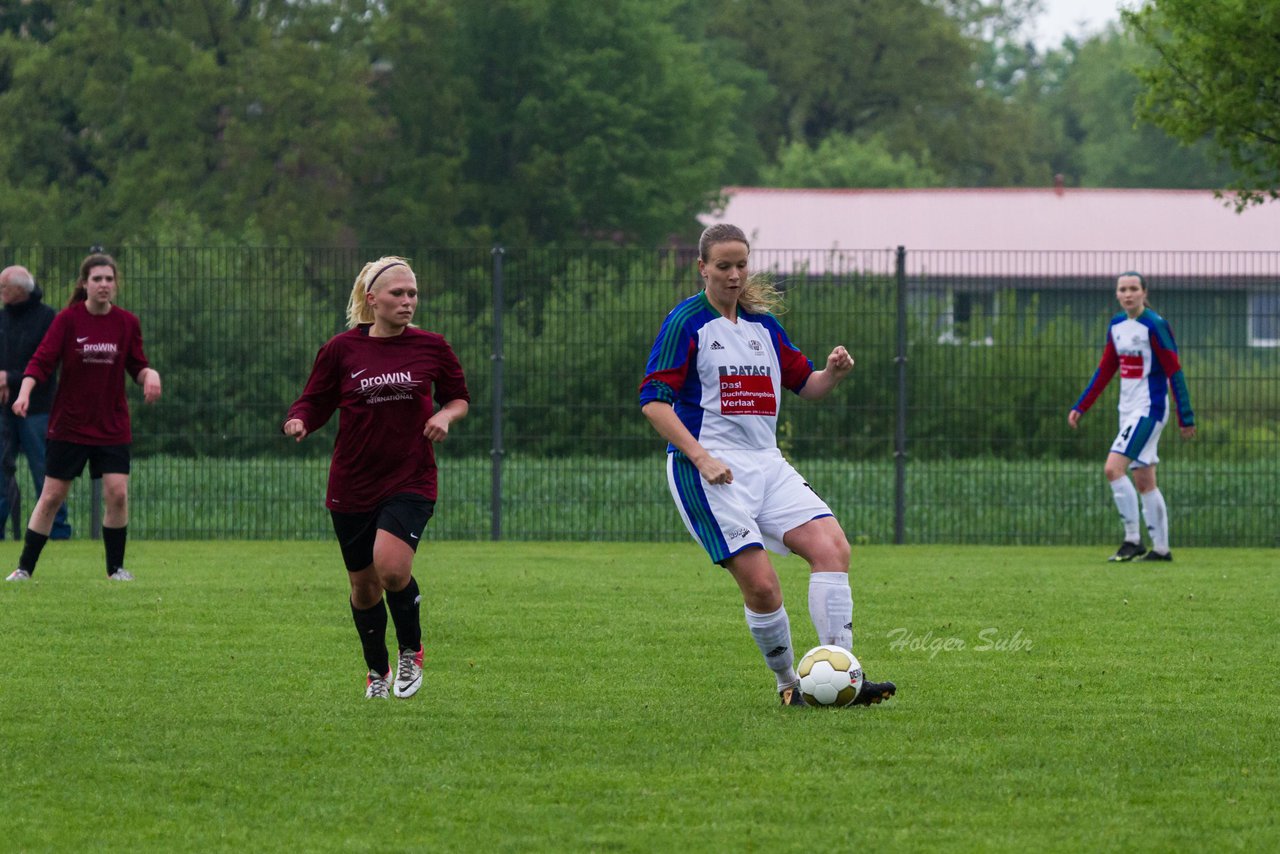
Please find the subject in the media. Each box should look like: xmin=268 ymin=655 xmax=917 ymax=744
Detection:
xmin=1 ymin=541 xmax=1276 ymax=851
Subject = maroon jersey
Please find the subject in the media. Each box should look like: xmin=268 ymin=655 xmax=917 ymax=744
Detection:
xmin=24 ymin=302 xmax=151 ymax=445
xmin=286 ymin=325 xmax=470 ymax=511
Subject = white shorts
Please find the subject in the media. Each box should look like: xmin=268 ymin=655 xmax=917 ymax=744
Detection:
xmin=1110 ymin=413 xmax=1166 ymax=468
xmin=665 ymin=447 xmax=833 ymax=564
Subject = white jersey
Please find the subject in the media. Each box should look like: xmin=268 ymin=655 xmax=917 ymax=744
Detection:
xmin=639 ymin=292 xmax=814 ymax=451
xmin=1074 ymin=309 xmax=1194 ymax=427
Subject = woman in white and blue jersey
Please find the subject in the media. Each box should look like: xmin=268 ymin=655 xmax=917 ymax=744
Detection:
xmin=1069 ymin=272 xmax=1196 ymax=562
xmin=639 ymin=223 xmax=895 ymax=708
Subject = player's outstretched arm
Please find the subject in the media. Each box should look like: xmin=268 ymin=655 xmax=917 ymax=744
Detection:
xmin=798 ymin=346 xmax=854 ymax=400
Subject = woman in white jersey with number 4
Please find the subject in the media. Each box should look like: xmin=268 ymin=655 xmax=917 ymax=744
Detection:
xmin=1069 ymin=272 xmax=1196 ymax=562
xmin=640 ymin=223 xmax=896 ymax=708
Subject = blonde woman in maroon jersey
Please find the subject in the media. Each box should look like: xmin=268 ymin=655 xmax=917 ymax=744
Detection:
xmin=5 ymin=252 xmax=161 ymax=583
xmin=284 ymin=256 xmax=470 ymax=699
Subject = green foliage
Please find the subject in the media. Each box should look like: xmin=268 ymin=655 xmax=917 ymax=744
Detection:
xmin=760 ymin=133 xmax=944 ymax=188
xmin=941 ymin=0 xmax=1045 ymax=96
xmin=708 ymin=0 xmax=976 ymax=148
xmin=904 ymin=292 xmax=1094 ymax=459
xmin=3 ymin=245 xmax=1270 ymax=480
xmin=1047 ymin=27 xmax=1240 ymax=189
xmin=0 ymin=0 xmax=57 ymax=42
xmin=0 ymin=1 xmax=385 ymax=246
xmin=120 ymin=244 xmax=348 ymax=457
xmin=709 ymin=0 xmax=1064 ymax=188
xmin=1124 ymin=0 xmax=1280 ymax=208
xmin=358 ymin=1 xmax=472 ymax=247
xmin=483 ymin=250 xmax=687 ymax=454
xmin=440 ymin=0 xmax=743 ymax=245
xmin=2 ymin=0 xmax=1271 ymax=248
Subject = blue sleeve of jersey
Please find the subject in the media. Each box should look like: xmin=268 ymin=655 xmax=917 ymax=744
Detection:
xmin=1169 ymin=370 xmax=1194 ymax=427
xmin=639 ymin=311 xmax=694 ymax=407
xmin=1147 ymin=313 xmax=1194 ymax=427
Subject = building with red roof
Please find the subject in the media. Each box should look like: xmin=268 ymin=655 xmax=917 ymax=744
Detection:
xmin=699 ymin=187 xmax=1280 ymax=347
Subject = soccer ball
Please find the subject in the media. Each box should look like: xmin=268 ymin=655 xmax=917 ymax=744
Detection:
xmin=797 ymin=645 xmax=863 ymax=707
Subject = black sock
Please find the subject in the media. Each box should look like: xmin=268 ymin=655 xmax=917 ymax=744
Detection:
xmin=103 ymin=525 xmax=127 ymax=575
xmin=350 ymin=599 xmax=390 ymax=675
xmin=18 ymin=528 xmax=49 ymax=576
xmin=385 ymin=576 xmax=422 ymax=653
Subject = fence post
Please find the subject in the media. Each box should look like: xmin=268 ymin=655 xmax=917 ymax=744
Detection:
xmin=490 ymin=245 xmax=505 ymax=542
xmin=894 ymin=246 xmax=907 ymax=545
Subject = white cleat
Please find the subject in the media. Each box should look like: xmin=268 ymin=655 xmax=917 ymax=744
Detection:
xmin=395 ymin=646 xmax=424 ymax=698
xmin=365 ymin=670 xmax=391 ymax=699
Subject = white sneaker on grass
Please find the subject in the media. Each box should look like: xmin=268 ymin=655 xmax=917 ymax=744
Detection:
xmin=365 ymin=670 xmax=391 ymax=699
xmin=395 ymin=646 xmax=424 ymax=699
xmin=107 ymin=569 xmax=135 ymax=581
xmin=5 ymin=569 xmax=31 ymax=582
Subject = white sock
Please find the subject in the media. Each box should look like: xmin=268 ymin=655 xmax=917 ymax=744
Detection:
xmin=808 ymin=572 xmax=853 ymax=650
xmin=1109 ymin=477 xmax=1141 ymax=543
xmin=744 ymin=604 xmax=797 ymax=689
xmin=1141 ymin=488 xmax=1170 ymax=554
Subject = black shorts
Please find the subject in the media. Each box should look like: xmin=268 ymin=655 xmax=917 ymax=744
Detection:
xmin=46 ymin=440 xmax=131 ymax=481
xmin=329 ymin=493 xmax=436 ymax=572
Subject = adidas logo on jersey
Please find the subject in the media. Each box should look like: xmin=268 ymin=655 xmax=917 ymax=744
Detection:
xmin=710 ymin=340 xmax=724 ymax=350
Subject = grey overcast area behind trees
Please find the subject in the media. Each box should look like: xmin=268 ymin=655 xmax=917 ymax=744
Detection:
xmin=0 ymin=0 xmax=1275 ymax=249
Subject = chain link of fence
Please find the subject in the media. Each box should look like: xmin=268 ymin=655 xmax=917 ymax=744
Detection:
xmin=2 ymin=245 xmax=1275 ymax=546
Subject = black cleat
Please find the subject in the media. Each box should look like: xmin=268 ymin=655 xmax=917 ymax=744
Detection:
xmin=1108 ymin=540 xmax=1147 ymax=562
xmin=779 ymin=684 xmax=807 ymax=707
xmin=852 ymin=678 xmax=897 ymax=706
xmin=1140 ymin=550 xmax=1173 ymax=562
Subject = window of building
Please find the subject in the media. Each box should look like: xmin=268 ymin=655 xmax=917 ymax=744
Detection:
xmin=1249 ymin=291 xmax=1280 ymax=347
xmin=935 ymin=290 xmax=996 ymax=346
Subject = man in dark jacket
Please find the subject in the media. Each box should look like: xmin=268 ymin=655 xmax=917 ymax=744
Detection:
xmin=0 ymin=265 xmax=71 ymax=539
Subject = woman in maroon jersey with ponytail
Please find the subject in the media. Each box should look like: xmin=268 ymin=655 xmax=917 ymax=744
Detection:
xmin=5 ymin=252 xmax=162 ymax=583
xmin=284 ymin=256 xmax=470 ymax=700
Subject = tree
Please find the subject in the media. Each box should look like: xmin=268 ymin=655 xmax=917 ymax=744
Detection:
xmin=0 ymin=1 xmax=386 ymax=246
xmin=1124 ymin=0 xmax=1280 ymax=208
xmin=760 ymin=133 xmax=943 ymax=188
xmin=708 ymin=0 xmax=978 ymax=150
xmin=938 ymin=0 xmax=1044 ymax=97
xmin=1054 ymin=27 xmax=1239 ymax=189
xmin=214 ymin=12 xmax=386 ymax=245
xmin=0 ymin=3 xmax=221 ymax=243
xmin=708 ymin=0 xmax=1059 ymax=187
xmin=357 ymin=0 xmax=472 ymax=247
xmin=440 ymin=0 xmax=748 ymax=245
xmin=0 ymin=0 xmax=57 ymax=42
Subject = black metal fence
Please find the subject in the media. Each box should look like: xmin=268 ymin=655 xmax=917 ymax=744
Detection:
xmin=1 ymin=244 xmax=1276 ymax=547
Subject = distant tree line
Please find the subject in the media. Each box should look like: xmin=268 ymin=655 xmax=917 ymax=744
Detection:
xmin=0 ymin=0 xmax=1267 ymax=250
